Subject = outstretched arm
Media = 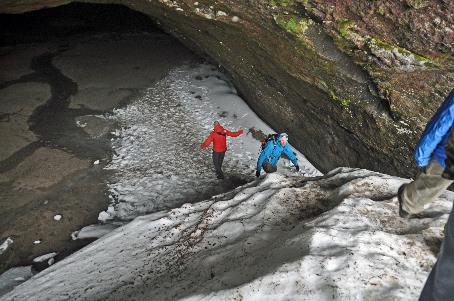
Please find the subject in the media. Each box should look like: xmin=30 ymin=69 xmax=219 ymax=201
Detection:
xmin=226 ymin=129 xmax=243 ymax=137
xmin=200 ymin=133 xmax=214 ymax=149
xmin=283 ymin=144 xmax=299 ymax=167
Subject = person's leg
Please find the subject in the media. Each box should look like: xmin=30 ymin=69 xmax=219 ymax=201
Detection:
xmin=419 ymin=205 xmax=454 ymax=301
xmin=212 ymin=152 xmax=223 ymax=178
xmin=219 ymin=152 xmax=225 ymax=178
xmin=443 ymin=128 xmax=454 ymax=179
xmin=401 ymin=160 xmax=453 ymax=214
xmin=212 ymin=152 xmax=220 ymax=175
xmin=263 ymin=163 xmax=277 ymax=173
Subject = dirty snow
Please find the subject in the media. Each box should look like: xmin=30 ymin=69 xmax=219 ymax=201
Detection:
xmin=102 ymin=64 xmax=319 ymax=221
xmin=2 ymin=168 xmax=451 ymax=301
xmin=0 ymin=238 xmax=13 ymax=255
xmin=75 ymin=120 xmax=87 ymax=128
xmin=2 ymin=64 xmax=451 ymax=301
xmin=32 ymin=253 xmax=57 ymax=263
xmin=71 ymin=224 xmax=119 ymax=240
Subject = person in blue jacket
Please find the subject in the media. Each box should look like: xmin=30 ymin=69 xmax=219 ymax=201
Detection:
xmin=418 ymin=91 xmax=454 ymax=301
xmin=398 ymin=89 xmax=454 ymax=218
xmin=256 ymin=133 xmax=299 ymax=177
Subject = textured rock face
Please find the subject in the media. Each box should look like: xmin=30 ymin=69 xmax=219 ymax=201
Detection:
xmin=1 ymin=0 xmax=453 ymax=176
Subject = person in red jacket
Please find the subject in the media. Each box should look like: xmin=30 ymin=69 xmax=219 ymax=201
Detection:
xmin=201 ymin=121 xmax=243 ymax=179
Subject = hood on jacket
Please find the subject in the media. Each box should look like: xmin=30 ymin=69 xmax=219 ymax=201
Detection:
xmin=214 ymin=124 xmax=225 ymax=133
xmin=278 ymin=133 xmax=288 ymax=145
xmin=278 ymin=133 xmax=288 ymax=139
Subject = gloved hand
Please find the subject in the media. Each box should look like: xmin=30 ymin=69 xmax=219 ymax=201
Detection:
xmin=295 ymin=165 xmax=300 ymax=172
xmin=256 ymin=170 xmax=260 ymax=177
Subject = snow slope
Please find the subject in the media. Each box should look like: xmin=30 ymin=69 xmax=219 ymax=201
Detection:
xmin=2 ymin=168 xmax=451 ymax=301
xmin=2 ymin=63 xmax=451 ymax=300
xmin=0 ymin=62 xmax=319 ymax=296
xmin=101 ymin=64 xmax=320 ymax=221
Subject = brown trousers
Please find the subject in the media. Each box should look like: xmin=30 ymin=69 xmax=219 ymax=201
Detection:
xmin=401 ymin=159 xmax=453 ymax=214
xmin=263 ymin=162 xmax=277 ymax=173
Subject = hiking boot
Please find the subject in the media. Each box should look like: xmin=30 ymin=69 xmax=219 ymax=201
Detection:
xmin=397 ymin=184 xmax=425 ymax=219
xmin=397 ymin=184 xmax=410 ymax=218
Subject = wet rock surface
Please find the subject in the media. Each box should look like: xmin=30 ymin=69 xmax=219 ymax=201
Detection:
xmin=0 ymin=147 xmax=90 ymax=190
xmin=3 ymin=0 xmax=451 ymax=177
xmin=0 ymin=83 xmax=50 ymax=161
xmin=0 ymin=5 xmax=198 ymax=274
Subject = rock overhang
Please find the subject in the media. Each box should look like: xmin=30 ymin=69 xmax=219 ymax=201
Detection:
xmin=1 ymin=0 xmax=453 ymax=177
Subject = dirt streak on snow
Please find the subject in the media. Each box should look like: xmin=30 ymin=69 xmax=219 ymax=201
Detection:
xmin=2 ymin=168 xmax=450 ymax=301
xmin=102 ymin=64 xmax=319 ymax=221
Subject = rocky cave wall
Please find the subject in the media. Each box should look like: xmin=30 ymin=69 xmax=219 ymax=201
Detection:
xmin=1 ymin=0 xmax=453 ymax=177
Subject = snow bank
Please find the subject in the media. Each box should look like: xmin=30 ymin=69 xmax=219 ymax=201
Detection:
xmin=71 ymin=224 xmax=119 ymax=240
xmin=2 ymin=168 xmax=451 ymax=300
xmin=31 ymin=253 xmax=57 ymax=270
xmin=32 ymin=253 xmax=57 ymax=263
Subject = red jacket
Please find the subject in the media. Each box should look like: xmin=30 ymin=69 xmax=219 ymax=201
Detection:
xmin=201 ymin=124 xmax=243 ymax=152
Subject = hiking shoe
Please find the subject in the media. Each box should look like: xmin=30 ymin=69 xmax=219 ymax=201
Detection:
xmin=397 ymin=184 xmax=410 ymax=218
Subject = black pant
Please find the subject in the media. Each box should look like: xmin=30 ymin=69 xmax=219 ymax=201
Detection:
xmin=212 ymin=151 xmax=225 ymax=177
xmin=263 ymin=162 xmax=277 ymax=173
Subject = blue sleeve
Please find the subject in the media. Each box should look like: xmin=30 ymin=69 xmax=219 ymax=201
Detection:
xmin=257 ymin=142 xmax=273 ymax=172
xmin=283 ymin=144 xmax=298 ymax=166
xmin=415 ymin=97 xmax=454 ymax=167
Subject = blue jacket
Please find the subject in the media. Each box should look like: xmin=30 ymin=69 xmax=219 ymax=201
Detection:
xmin=415 ymin=89 xmax=454 ymax=168
xmin=256 ymin=135 xmax=298 ymax=172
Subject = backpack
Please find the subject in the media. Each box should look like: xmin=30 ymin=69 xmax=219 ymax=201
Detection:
xmin=260 ymin=133 xmax=280 ymax=151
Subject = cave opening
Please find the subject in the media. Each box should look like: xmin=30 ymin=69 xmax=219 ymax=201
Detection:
xmin=0 ymin=2 xmax=200 ymax=158
xmin=0 ymin=1 xmax=209 ymax=278
xmin=0 ymin=2 xmax=165 ymax=45
xmin=0 ymin=2 xmax=259 ymax=287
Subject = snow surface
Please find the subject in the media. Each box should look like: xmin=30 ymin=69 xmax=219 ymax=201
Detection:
xmin=2 ymin=64 xmax=452 ymax=300
xmin=101 ymin=64 xmax=319 ymax=221
xmin=71 ymin=224 xmax=119 ymax=240
xmin=2 ymin=168 xmax=451 ymax=301
xmin=0 ymin=238 xmax=13 ymax=255
xmin=0 ymin=267 xmax=33 ymax=297
xmin=32 ymin=253 xmax=57 ymax=263
xmin=75 ymin=120 xmax=87 ymax=128
xmin=32 ymin=253 xmax=57 ymax=268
